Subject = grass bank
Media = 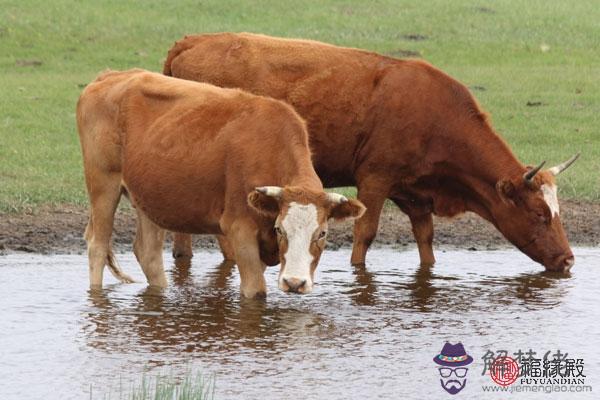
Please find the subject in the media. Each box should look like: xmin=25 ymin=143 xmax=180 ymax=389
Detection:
xmin=1 ymin=0 xmax=599 ymax=212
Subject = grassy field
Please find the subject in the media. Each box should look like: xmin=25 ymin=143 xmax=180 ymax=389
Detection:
xmin=1 ymin=0 xmax=599 ymax=212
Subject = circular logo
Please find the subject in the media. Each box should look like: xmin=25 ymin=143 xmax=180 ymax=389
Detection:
xmin=490 ymin=356 xmax=519 ymax=386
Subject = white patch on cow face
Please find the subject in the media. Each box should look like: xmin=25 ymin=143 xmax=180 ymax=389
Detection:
xmin=541 ymin=184 xmax=559 ymax=217
xmin=279 ymin=202 xmax=319 ymax=293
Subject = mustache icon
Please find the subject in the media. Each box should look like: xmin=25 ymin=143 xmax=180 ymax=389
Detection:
xmin=440 ymin=378 xmax=467 ymax=395
xmin=442 ymin=379 xmax=465 ymax=389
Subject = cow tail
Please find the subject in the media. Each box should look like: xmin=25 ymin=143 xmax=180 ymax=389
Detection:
xmin=106 ymin=248 xmax=135 ymax=283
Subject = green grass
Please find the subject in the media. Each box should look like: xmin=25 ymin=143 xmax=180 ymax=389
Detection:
xmin=95 ymin=372 xmax=214 ymax=400
xmin=1 ymin=0 xmax=599 ymax=212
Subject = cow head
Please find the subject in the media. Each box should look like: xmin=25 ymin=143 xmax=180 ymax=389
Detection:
xmin=494 ymin=154 xmax=579 ymax=272
xmin=248 ymin=186 xmax=366 ymax=294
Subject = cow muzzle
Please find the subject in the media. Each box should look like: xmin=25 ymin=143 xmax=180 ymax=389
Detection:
xmin=279 ymin=276 xmax=312 ymax=294
xmin=546 ymin=254 xmax=575 ymax=273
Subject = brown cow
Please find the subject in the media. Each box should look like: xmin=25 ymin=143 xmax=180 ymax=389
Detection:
xmin=164 ymin=32 xmax=579 ymax=272
xmin=76 ymin=69 xmax=365 ymax=298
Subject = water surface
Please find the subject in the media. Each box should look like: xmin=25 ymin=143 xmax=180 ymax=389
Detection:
xmin=0 ymin=248 xmax=598 ymax=399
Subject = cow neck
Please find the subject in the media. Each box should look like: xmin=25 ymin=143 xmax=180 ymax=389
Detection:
xmin=437 ymin=124 xmax=526 ymax=222
xmin=266 ymin=139 xmax=321 ymax=192
xmin=282 ymin=156 xmax=324 ymax=192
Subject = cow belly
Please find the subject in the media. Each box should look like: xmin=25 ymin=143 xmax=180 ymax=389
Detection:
xmin=129 ymin=188 xmax=223 ymax=234
xmin=123 ymin=162 xmax=224 ymax=234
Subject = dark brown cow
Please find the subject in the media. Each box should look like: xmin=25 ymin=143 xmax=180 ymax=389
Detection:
xmin=164 ymin=32 xmax=578 ymax=272
xmin=76 ymin=69 xmax=365 ymax=298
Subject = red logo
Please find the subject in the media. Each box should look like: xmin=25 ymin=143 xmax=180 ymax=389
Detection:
xmin=490 ymin=356 xmax=519 ymax=386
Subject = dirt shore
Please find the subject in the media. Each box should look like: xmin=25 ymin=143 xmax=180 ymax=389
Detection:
xmin=1 ymin=200 xmax=598 ymax=255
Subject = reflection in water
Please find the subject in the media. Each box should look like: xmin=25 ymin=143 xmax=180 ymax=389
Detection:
xmin=348 ymin=263 xmax=377 ymax=306
xmin=1 ymin=249 xmax=596 ymax=400
xmin=406 ymin=263 xmax=437 ymax=312
xmin=84 ymin=260 xmax=328 ymax=356
xmin=171 ymin=256 xmax=193 ymax=286
xmin=400 ymin=263 xmax=571 ymax=313
xmin=478 ymin=270 xmax=572 ymax=310
xmin=84 ymin=253 xmax=572 ymax=359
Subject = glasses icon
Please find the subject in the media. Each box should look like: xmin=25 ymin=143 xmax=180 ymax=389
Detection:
xmin=439 ymin=367 xmax=468 ymax=378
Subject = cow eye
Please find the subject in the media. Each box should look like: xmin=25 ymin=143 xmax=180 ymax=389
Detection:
xmin=274 ymin=226 xmax=283 ymax=235
xmin=318 ymin=230 xmax=327 ymax=239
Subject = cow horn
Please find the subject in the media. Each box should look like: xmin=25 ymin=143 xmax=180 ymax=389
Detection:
xmin=548 ymin=152 xmax=580 ymax=176
xmin=255 ymin=186 xmax=283 ymax=198
xmin=327 ymin=193 xmax=348 ymax=204
xmin=523 ymin=161 xmax=546 ymax=182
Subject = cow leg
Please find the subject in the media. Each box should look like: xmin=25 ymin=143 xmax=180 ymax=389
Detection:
xmin=408 ymin=212 xmax=436 ymax=267
xmin=392 ymin=197 xmax=436 ymax=267
xmin=85 ymin=173 xmax=134 ymax=287
xmin=134 ymin=209 xmax=167 ymax=287
xmin=171 ymin=232 xmax=193 ymax=260
xmin=217 ymin=234 xmax=236 ymax=261
xmin=172 ymin=232 xmax=235 ymax=262
xmin=350 ymin=187 xmax=387 ymax=266
xmin=228 ymin=220 xmax=267 ymax=298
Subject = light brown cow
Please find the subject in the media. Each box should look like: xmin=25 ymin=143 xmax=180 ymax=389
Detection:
xmin=164 ymin=32 xmax=579 ymax=272
xmin=76 ymin=69 xmax=365 ymax=298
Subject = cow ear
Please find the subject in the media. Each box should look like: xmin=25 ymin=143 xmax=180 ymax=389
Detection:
xmin=248 ymin=190 xmax=280 ymax=217
xmin=329 ymin=199 xmax=366 ymax=222
xmin=496 ymin=180 xmax=516 ymax=205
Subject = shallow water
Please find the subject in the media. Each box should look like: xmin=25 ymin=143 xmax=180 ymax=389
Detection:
xmin=0 ymin=248 xmax=598 ymax=399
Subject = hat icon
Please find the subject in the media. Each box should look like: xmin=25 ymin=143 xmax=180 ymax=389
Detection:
xmin=433 ymin=342 xmax=474 ymax=367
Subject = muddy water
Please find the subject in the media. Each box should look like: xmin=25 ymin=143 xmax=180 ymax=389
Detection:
xmin=0 ymin=248 xmax=598 ymax=399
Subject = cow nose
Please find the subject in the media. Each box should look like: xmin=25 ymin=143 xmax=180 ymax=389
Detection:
xmin=283 ymin=278 xmax=307 ymax=293
xmin=550 ymin=254 xmax=574 ymax=272
xmin=561 ymin=255 xmax=575 ymax=272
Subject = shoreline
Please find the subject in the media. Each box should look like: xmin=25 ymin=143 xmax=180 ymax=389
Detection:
xmin=1 ymin=200 xmax=598 ymax=255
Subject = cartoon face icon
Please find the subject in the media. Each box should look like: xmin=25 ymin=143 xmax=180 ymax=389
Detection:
xmin=438 ymin=366 xmax=469 ymax=394
xmin=434 ymin=342 xmax=473 ymax=395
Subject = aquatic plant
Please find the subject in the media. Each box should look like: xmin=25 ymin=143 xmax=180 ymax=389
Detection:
xmin=93 ymin=371 xmax=215 ymax=400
